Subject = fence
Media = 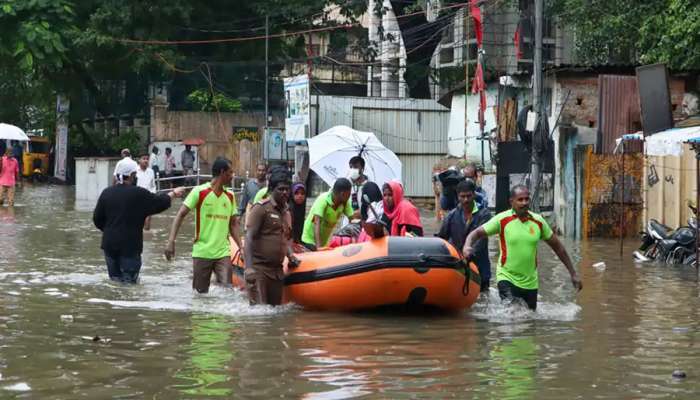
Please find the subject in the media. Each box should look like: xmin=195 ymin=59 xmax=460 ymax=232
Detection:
xmin=581 ymin=145 xmax=644 ymax=238
xmin=642 ymin=143 xmax=697 ymax=229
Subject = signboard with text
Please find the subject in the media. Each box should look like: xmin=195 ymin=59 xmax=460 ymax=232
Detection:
xmin=283 ymin=74 xmax=310 ymax=143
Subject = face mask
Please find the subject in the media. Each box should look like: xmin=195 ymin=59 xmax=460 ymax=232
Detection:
xmin=348 ymin=168 xmax=360 ymax=181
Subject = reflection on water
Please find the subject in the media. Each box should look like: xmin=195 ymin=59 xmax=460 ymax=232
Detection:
xmin=1 ymin=186 xmax=700 ymax=398
xmin=173 ymin=314 xmax=233 ymax=397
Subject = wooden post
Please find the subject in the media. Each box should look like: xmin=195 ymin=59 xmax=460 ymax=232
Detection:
xmin=620 ymin=140 xmax=625 ymax=257
xmin=690 ymin=140 xmax=700 ymax=273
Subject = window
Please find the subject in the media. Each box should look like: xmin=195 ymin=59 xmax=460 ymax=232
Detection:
xmin=440 ymin=47 xmax=454 ymax=64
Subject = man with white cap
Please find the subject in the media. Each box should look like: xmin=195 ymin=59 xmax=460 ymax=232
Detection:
xmin=94 ymin=157 xmax=185 ymax=283
xmin=112 ymin=148 xmax=132 ymax=185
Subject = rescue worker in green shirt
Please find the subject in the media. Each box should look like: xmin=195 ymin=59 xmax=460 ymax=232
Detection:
xmin=462 ymin=184 xmax=582 ymax=310
xmin=301 ymin=178 xmax=353 ymax=251
xmin=165 ymin=157 xmax=244 ymax=293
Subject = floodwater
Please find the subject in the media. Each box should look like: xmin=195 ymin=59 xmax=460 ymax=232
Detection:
xmin=2 ymin=185 xmax=700 ymax=399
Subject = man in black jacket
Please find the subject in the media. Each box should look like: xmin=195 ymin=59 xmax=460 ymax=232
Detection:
xmin=437 ymin=179 xmax=492 ymax=292
xmin=93 ymin=158 xmax=184 ymax=283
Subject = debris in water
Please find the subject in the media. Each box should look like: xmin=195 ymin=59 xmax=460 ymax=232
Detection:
xmin=60 ymin=315 xmax=74 ymax=323
xmin=81 ymin=335 xmax=111 ymax=344
xmin=592 ymin=262 xmax=606 ymax=270
xmin=672 ymin=370 xmax=687 ymax=379
xmin=4 ymin=383 xmax=31 ymax=391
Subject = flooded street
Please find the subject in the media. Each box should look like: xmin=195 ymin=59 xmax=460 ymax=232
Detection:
xmin=2 ymin=185 xmax=700 ymax=399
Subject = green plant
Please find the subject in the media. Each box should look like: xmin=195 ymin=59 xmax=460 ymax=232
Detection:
xmin=111 ymin=128 xmax=145 ymax=155
xmin=187 ymin=89 xmax=242 ymax=113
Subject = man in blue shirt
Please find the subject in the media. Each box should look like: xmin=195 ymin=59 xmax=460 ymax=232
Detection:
xmin=437 ymin=179 xmax=492 ymax=292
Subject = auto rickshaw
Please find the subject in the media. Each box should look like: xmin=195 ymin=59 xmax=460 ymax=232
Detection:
xmin=22 ymin=136 xmax=50 ymax=178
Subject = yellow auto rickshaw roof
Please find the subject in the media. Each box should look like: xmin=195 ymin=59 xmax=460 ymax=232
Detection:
xmin=29 ymin=136 xmax=50 ymax=143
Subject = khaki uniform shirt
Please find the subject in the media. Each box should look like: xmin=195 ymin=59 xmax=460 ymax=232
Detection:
xmin=246 ymin=197 xmax=291 ymax=279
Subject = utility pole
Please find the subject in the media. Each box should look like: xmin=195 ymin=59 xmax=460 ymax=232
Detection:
xmin=464 ymin=7 xmax=470 ymax=161
xmin=265 ymin=15 xmax=269 ymax=133
xmin=530 ymin=0 xmax=543 ymax=211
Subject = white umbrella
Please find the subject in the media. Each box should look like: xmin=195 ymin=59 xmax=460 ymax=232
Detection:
xmin=0 ymin=123 xmax=29 ymax=141
xmin=307 ymin=125 xmax=402 ymax=187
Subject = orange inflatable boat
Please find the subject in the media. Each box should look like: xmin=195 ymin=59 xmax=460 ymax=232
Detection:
xmin=233 ymin=237 xmax=481 ymax=312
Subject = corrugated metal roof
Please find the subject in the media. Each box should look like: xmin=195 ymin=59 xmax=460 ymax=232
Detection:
xmin=598 ymin=75 xmax=641 ymax=154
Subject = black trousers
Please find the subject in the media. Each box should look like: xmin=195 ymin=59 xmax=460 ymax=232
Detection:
xmin=497 ymin=280 xmax=538 ymax=311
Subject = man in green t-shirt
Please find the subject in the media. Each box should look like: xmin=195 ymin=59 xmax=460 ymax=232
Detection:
xmin=165 ymin=158 xmax=243 ymax=293
xmin=301 ymin=178 xmax=353 ymax=250
xmin=462 ymin=184 xmax=582 ymax=310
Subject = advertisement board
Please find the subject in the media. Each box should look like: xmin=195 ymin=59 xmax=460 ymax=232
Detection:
xmin=283 ymin=74 xmax=310 ymax=143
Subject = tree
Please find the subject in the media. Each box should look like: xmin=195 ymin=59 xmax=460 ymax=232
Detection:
xmin=549 ymin=0 xmax=700 ymax=70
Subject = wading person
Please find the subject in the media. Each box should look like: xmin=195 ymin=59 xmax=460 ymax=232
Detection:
xmin=112 ymin=148 xmax=132 ymax=185
xmin=136 ymin=154 xmax=157 ymax=230
xmin=437 ymin=179 xmax=492 ymax=292
xmin=0 ymin=148 xmax=21 ymax=206
xmin=239 ymin=162 xmax=267 ymax=221
xmin=463 ymin=163 xmax=488 ymax=209
xmin=244 ymin=172 xmax=300 ymax=305
xmin=348 ymin=155 xmax=369 ymax=218
xmin=301 ymin=178 xmax=353 ymax=251
xmin=165 ymin=157 xmax=243 ymax=293
xmin=181 ymin=144 xmax=195 ymax=185
xmin=252 ymin=164 xmax=290 ymax=204
xmin=93 ymin=158 xmax=184 ymax=283
xmin=462 ymin=185 xmax=582 ymax=310
xmin=149 ymin=146 xmax=162 ymax=177
xmin=163 ymin=147 xmax=176 ymax=188
xmin=289 ymin=182 xmax=307 ymax=245
xmin=365 ymin=181 xmax=423 ymax=238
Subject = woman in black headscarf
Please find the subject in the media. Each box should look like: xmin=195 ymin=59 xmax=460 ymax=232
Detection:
xmin=358 ymin=181 xmax=384 ymax=241
xmin=289 ymin=183 xmax=307 ymax=244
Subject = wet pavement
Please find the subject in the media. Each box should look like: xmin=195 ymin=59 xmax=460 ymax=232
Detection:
xmin=1 ymin=185 xmax=700 ymax=399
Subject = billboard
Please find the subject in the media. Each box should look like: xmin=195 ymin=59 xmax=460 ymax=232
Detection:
xmin=284 ymin=74 xmax=310 ymax=143
xmin=263 ymin=128 xmax=286 ymax=160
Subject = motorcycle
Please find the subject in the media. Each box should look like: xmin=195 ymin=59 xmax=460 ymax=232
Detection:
xmin=633 ymin=205 xmax=697 ymax=265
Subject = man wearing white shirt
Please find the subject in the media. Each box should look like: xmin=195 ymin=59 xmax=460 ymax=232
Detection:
xmin=136 ymin=154 xmax=157 ymax=230
xmin=149 ymin=146 xmax=162 ymax=177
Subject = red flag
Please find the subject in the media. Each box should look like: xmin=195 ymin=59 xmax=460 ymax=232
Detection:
xmin=470 ymin=0 xmax=483 ymax=48
xmin=513 ymin=23 xmax=523 ymax=61
xmin=471 ymin=59 xmax=484 ymax=94
xmin=471 ymin=60 xmax=486 ymax=130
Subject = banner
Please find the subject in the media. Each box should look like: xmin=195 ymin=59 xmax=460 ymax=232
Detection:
xmin=284 ymin=74 xmax=310 ymax=143
xmin=54 ymin=94 xmax=69 ymax=181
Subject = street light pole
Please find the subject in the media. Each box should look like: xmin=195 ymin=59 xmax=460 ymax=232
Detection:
xmin=530 ymin=0 xmax=544 ymax=211
xmin=265 ymin=14 xmax=269 ymax=133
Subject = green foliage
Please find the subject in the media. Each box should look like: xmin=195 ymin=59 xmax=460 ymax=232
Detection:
xmin=110 ymin=129 xmax=146 ymax=155
xmin=549 ymin=0 xmax=700 ymax=69
xmin=0 ymin=0 xmax=377 ymax=155
xmin=0 ymin=0 xmax=74 ymax=74
xmin=70 ymin=125 xmax=146 ymax=156
xmin=187 ymin=89 xmax=242 ymax=112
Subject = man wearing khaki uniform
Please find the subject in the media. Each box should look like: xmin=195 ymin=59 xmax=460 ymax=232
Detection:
xmin=245 ymin=171 xmax=300 ymax=305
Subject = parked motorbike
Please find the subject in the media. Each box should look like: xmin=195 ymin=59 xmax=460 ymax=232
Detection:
xmin=633 ymin=206 xmax=697 ymax=266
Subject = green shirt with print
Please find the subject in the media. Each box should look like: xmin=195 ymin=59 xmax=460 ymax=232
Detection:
xmin=184 ymin=182 xmax=238 ymax=259
xmin=482 ymin=209 xmax=553 ymax=289
xmin=301 ymin=191 xmax=353 ymax=247
xmin=253 ymin=187 xmax=269 ymax=204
